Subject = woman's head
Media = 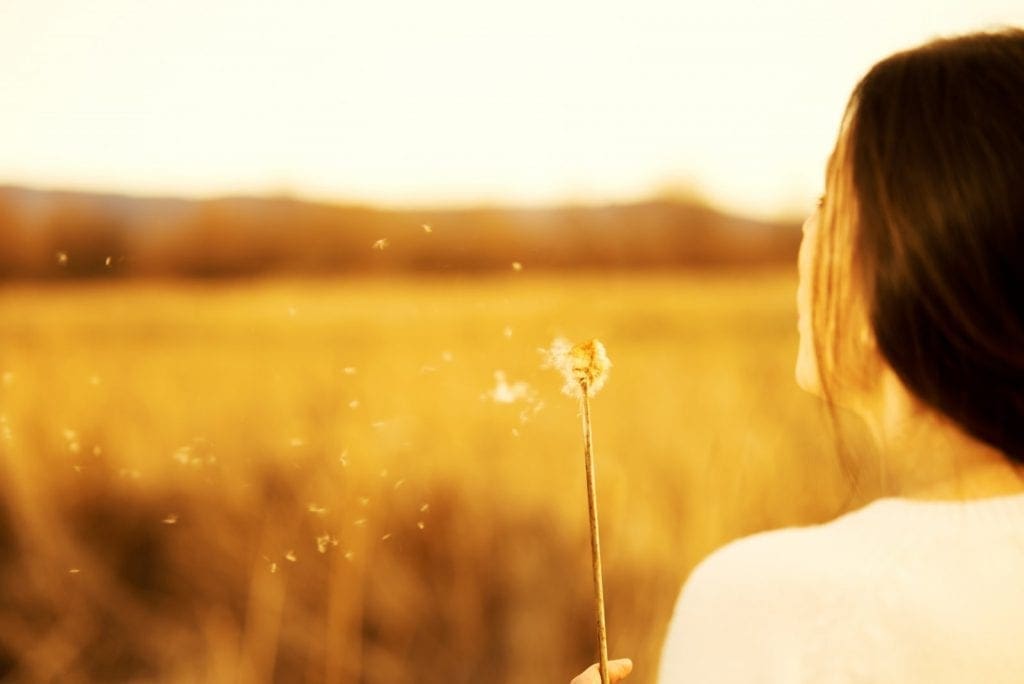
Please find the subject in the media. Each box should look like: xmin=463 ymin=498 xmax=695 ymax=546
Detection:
xmin=798 ymin=28 xmax=1024 ymax=462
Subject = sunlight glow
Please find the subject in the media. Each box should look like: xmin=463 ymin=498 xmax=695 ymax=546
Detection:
xmin=1 ymin=0 xmax=1021 ymax=218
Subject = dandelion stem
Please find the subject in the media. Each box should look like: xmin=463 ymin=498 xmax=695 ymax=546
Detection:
xmin=580 ymin=381 xmax=610 ymax=684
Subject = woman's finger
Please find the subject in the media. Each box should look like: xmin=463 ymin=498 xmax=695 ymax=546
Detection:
xmin=570 ymin=658 xmax=634 ymax=683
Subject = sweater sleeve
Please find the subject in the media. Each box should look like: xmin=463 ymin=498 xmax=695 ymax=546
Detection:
xmin=656 ymin=530 xmax=861 ymax=684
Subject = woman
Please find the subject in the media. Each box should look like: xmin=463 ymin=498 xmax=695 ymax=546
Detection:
xmin=574 ymin=28 xmax=1024 ymax=683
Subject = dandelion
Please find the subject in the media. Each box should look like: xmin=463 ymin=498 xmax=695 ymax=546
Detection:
xmin=546 ymin=337 xmax=613 ymax=684
xmin=372 ymin=238 xmax=389 ymax=250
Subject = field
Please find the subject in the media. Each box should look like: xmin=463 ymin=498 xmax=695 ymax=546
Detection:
xmin=0 ymin=271 xmax=868 ymax=682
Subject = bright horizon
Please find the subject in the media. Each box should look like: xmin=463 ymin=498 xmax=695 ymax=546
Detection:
xmin=1 ymin=1 xmax=1022 ymax=220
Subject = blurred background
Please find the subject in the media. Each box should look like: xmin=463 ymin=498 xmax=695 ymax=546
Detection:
xmin=1 ymin=1 xmax=1022 ymax=681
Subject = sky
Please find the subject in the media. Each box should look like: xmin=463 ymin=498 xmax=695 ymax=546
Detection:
xmin=1 ymin=1 xmax=1022 ymax=219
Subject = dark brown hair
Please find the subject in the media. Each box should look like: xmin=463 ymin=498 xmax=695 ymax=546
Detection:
xmin=816 ymin=29 xmax=1024 ymax=462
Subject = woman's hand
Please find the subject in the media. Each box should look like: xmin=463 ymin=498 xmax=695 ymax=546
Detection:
xmin=571 ymin=658 xmax=633 ymax=683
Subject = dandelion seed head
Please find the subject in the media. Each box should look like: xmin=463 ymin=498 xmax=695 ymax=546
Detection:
xmin=543 ymin=337 xmax=612 ymax=398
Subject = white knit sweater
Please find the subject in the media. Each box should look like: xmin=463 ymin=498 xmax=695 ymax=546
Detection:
xmin=658 ymin=493 xmax=1024 ymax=683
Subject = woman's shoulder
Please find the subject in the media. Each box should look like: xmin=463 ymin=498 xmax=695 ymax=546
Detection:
xmin=658 ymin=494 xmax=1024 ymax=683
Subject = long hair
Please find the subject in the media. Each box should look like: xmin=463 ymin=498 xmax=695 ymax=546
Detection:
xmin=813 ymin=28 xmax=1024 ymax=463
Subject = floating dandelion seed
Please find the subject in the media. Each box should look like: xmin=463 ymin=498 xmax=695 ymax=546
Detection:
xmin=1 ymin=371 xmax=12 ymax=386
xmin=69 ymin=568 xmax=80 ymax=574
xmin=419 ymin=503 xmax=430 ymax=513
xmin=422 ymin=223 xmax=433 ymax=233
xmin=344 ymin=550 xmax=355 ymax=561
xmin=354 ymin=518 xmax=367 ymax=526
xmin=381 ymin=533 xmax=392 ymax=541
xmin=379 ymin=468 xmax=388 ymax=478
xmin=56 ymin=251 xmax=68 ymax=266
xmin=393 ymin=478 xmax=405 ymax=490
xmin=372 ymin=238 xmax=389 ymax=250
xmin=502 ymin=325 xmax=513 ymax=339
xmin=104 ymin=256 xmax=112 ymax=267
xmin=88 ymin=374 xmax=101 ymax=386
xmin=511 ymin=261 xmax=523 ymax=271
xmin=546 ymin=337 xmax=613 ymax=684
xmin=358 ymin=497 xmax=370 ymax=507
xmin=416 ymin=521 xmax=425 ymax=530
xmin=307 ymin=503 xmax=328 ymax=515
xmin=348 ymin=399 xmax=361 ymax=409
xmin=270 ymin=562 xmax=278 ymax=574
xmin=289 ymin=437 xmax=305 ymax=447
xmin=485 ymin=370 xmax=534 ymax=404
xmin=285 ymin=550 xmax=297 ymax=562
xmin=440 ymin=351 xmax=454 ymax=363
xmin=163 ymin=514 xmax=178 ymax=525
xmin=92 ymin=445 xmax=102 ymax=456
xmin=339 ymin=450 xmax=349 ymax=467
xmin=343 ymin=366 xmax=357 ymax=375
xmin=511 ymin=427 xmax=520 ymax=437
xmin=316 ymin=534 xmax=338 ymax=554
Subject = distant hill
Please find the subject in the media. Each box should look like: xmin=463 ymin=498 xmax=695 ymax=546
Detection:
xmin=0 ymin=185 xmax=800 ymax=278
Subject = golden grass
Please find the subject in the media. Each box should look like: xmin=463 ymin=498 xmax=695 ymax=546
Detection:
xmin=0 ymin=272 xmax=865 ymax=682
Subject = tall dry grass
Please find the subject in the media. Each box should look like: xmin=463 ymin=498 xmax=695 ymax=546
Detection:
xmin=0 ymin=272 xmax=870 ymax=682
